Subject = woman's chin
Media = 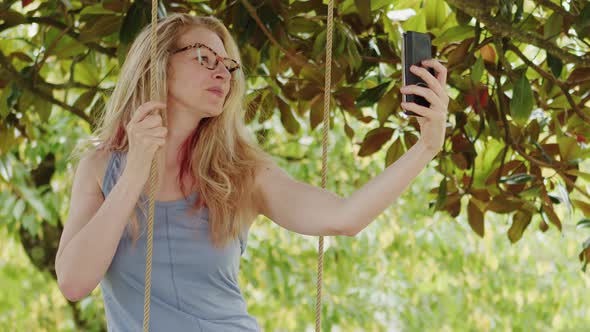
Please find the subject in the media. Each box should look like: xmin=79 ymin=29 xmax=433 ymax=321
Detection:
xmin=203 ymin=107 xmax=224 ymax=118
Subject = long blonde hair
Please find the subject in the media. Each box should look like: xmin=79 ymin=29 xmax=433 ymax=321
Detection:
xmin=71 ymin=13 xmax=272 ymax=248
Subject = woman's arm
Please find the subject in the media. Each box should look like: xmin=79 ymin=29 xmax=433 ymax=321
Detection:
xmin=253 ymin=140 xmax=438 ymax=236
xmin=55 ymin=151 xmax=146 ymax=301
xmin=254 ymin=59 xmax=448 ymax=237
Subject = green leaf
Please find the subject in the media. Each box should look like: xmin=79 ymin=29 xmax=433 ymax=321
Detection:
xmin=13 ymin=199 xmax=25 ymax=220
xmin=240 ymin=44 xmax=261 ymax=75
xmin=73 ymin=90 xmax=97 ymax=112
xmin=487 ymin=196 xmax=522 ymax=214
xmin=312 ymin=29 xmax=327 ymax=63
xmin=76 ymin=61 xmax=100 ymax=86
xmin=277 ymin=98 xmax=300 ymax=135
xmin=471 ymin=56 xmax=484 ymax=84
xmin=572 ymin=199 xmax=590 ymax=216
xmin=79 ymin=15 xmax=122 ymax=43
xmin=33 ymin=95 xmax=52 ymax=123
xmin=119 ymin=2 xmax=150 ymax=45
xmin=424 ymin=0 xmax=448 ymax=30
xmin=45 ymin=28 xmax=86 ymax=58
xmin=355 ymin=81 xmax=392 ymax=108
xmin=541 ymin=204 xmax=562 ymax=231
xmin=557 ymin=134 xmax=583 ymax=161
xmin=377 ymin=88 xmax=398 ymax=125
xmin=287 ymin=16 xmax=321 ymax=35
xmin=371 ymin=0 xmax=393 ymax=10
xmin=402 ymin=11 xmax=427 ymax=33
xmin=467 ymin=198 xmax=484 ymax=237
xmin=510 ymin=72 xmax=534 ymax=126
xmin=258 ymin=90 xmax=276 ymax=124
xmin=575 ymin=3 xmax=590 ymax=37
xmin=358 ymin=127 xmax=394 ymax=156
xmin=435 ymin=177 xmax=447 ymax=210
xmin=334 ymin=24 xmax=347 ymax=58
xmin=254 ymin=128 xmax=270 ymax=145
xmin=19 ymin=186 xmax=52 ymax=221
xmin=22 ymin=214 xmax=39 ymax=236
xmin=576 ymin=218 xmax=590 ymax=229
xmin=7 ymin=83 xmax=22 ymax=110
xmin=499 ymin=173 xmax=536 ymax=185
xmin=544 ymin=12 xmax=563 ymax=41
xmin=80 ymin=4 xmax=117 ymax=16
xmin=385 ymin=138 xmax=404 ymax=167
xmin=546 ymin=52 xmax=563 ymax=78
xmin=447 ymin=38 xmax=473 ymax=68
xmin=244 ymin=90 xmax=262 ymax=124
xmin=0 ymin=87 xmax=11 ymax=118
xmin=564 ymin=170 xmax=590 ymax=183
xmin=473 ymin=138 xmax=503 ymax=188
xmin=432 ymin=25 xmax=473 ymax=46
xmin=508 ymin=210 xmax=532 ymax=243
xmin=266 ymin=45 xmax=279 ymax=77
xmin=309 ymin=94 xmax=328 ymax=131
xmin=346 ymin=37 xmax=362 ymax=70
xmin=0 ymin=194 xmax=17 ymax=218
xmin=0 ymin=126 xmax=16 ymax=154
xmin=344 ymin=122 xmax=354 ymax=140
xmin=354 ymin=0 xmax=372 ymax=26
xmin=514 ymin=0 xmax=524 ymax=22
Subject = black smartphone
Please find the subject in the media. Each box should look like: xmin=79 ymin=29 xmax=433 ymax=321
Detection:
xmin=402 ymin=31 xmax=435 ymax=117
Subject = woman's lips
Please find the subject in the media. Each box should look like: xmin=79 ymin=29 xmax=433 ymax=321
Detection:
xmin=207 ymin=89 xmax=224 ymax=97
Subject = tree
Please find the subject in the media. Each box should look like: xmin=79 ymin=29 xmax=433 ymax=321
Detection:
xmin=1 ymin=0 xmax=589 ymax=330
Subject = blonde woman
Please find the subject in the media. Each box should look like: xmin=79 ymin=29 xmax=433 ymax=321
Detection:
xmin=55 ymin=13 xmax=448 ymax=331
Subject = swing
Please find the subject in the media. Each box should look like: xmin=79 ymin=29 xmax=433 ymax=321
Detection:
xmin=142 ymin=0 xmax=335 ymax=331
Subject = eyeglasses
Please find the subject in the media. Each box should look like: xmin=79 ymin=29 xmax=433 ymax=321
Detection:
xmin=170 ymin=42 xmax=240 ymax=73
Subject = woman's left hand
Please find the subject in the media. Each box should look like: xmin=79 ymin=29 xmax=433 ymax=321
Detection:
xmin=400 ymin=59 xmax=449 ymax=153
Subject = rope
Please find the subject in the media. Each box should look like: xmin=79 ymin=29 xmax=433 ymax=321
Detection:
xmin=143 ymin=1 xmax=335 ymax=331
xmin=316 ymin=0 xmax=334 ymax=331
xmin=142 ymin=0 xmax=159 ymax=331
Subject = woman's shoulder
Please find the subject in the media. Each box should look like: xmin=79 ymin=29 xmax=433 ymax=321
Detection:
xmin=77 ymin=147 xmax=113 ymax=193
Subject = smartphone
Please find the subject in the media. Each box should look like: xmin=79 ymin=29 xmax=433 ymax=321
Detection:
xmin=402 ymin=31 xmax=435 ymax=117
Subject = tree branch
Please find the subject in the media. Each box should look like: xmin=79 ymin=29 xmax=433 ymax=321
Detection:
xmin=25 ymin=17 xmax=116 ymax=58
xmin=578 ymin=93 xmax=590 ymax=109
xmin=445 ymin=0 xmax=590 ymax=66
xmin=0 ymin=50 xmax=93 ymax=124
xmin=506 ymin=43 xmax=590 ymax=123
xmin=361 ymin=55 xmax=400 ymax=65
xmin=493 ymin=41 xmax=570 ymax=174
xmin=532 ymin=0 xmax=576 ymax=22
xmin=39 ymin=80 xmax=110 ymax=92
xmin=240 ymin=0 xmax=312 ymax=69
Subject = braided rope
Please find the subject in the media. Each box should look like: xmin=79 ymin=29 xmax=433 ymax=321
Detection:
xmin=142 ymin=0 xmax=159 ymax=331
xmin=316 ymin=0 xmax=334 ymax=331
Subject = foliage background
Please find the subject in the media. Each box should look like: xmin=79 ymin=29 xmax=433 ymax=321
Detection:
xmin=1 ymin=0 xmax=589 ymax=331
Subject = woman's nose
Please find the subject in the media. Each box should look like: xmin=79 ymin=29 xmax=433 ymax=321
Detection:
xmin=212 ymin=63 xmax=230 ymax=81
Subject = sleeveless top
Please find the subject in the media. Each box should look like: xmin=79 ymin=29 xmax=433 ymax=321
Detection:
xmin=99 ymin=151 xmax=260 ymax=331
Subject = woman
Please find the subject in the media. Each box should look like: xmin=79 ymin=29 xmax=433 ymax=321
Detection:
xmin=55 ymin=13 xmax=448 ymax=331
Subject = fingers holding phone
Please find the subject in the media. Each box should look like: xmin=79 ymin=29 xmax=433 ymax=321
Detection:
xmin=401 ymin=61 xmax=449 ymax=113
xmin=409 ymin=62 xmax=447 ymax=102
xmin=400 ymin=31 xmax=448 ymax=153
xmin=402 ymin=31 xmax=434 ymax=116
xmin=401 ymin=31 xmax=449 ymax=117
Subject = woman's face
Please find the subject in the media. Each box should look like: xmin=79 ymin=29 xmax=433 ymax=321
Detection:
xmin=167 ymin=26 xmax=234 ymax=118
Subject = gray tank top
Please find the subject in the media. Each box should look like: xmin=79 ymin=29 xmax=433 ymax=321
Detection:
xmin=99 ymin=150 xmax=260 ymax=331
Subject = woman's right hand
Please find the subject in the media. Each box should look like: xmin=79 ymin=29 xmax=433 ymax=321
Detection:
xmin=124 ymin=101 xmax=168 ymax=183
